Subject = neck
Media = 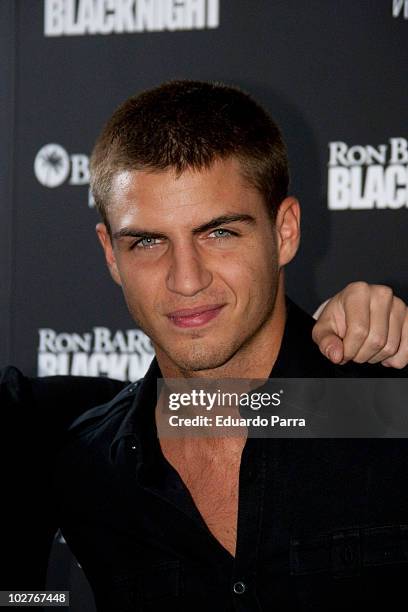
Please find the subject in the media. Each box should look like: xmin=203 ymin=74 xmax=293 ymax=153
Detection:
xmin=156 ymin=273 xmax=287 ymax=380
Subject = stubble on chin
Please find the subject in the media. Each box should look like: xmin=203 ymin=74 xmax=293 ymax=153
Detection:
xmin=155 ymin=335 xmax=240 ymax=376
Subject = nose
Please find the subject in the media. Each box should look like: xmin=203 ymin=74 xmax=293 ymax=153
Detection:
xmin=166 ymin=242 xmax=213 ymax=296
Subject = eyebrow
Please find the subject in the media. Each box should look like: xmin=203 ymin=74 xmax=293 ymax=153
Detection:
xmin=112 ymin=214 xmax=256 ymax=240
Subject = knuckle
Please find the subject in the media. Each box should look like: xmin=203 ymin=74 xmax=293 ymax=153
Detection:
xmin=349 ymin=324 xmax=369 ymax=342
xmin=346 ymin=281 xmax=369 ymax=294
xmin=393 ymin=296 xmax=405 ymax=310
xmin=367 ymin=332 xmax=387 ymax=351
xmin=374 ymin=284 xmax=393 ymax=300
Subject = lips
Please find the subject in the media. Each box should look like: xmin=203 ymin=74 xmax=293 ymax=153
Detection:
xmin=166 ymin=304 xmax=225 ymax=328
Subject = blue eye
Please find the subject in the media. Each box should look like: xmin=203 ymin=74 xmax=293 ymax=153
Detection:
xmin=135 ymin=237 xmax=160 ymax=248
xmin=210 ymin=229 xmax=234 ymax=239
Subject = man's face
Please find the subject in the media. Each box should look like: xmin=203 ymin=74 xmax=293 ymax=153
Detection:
xmin=97 ymin=157 xmax=298 ymax=374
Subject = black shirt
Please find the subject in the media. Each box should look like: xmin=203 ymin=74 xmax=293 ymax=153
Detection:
xmin=55 ymin=300 xmax=408 ymax=611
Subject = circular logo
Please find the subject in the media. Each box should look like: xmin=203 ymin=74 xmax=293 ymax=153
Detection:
xmin=34 ymin=143 xmax=70 ymax=188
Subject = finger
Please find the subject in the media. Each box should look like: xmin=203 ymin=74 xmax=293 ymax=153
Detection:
xmin=367 ymin=298 xmax=406 ymax=363
xmin=312 ymin=328 xmax=344 ymax=364
xmin=341 ymin=287 xmax=372 ymax=361
xmin=323 ymin=335 xmax=344 ymax=364
xmin=312 ymin=302 xmax=344 ymax=360
xmin=351 ymin=287 xmax=394 ymax=363
xmin=312 ymin=295 xmax=346 ymax=345
xmin=382 ymin=310 xmax=408 ymax=369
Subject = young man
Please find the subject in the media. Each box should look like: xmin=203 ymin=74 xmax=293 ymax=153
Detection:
xmin=51 ymin=81 xmax=408 ymax=610
xmin=3 ymin=81 xmax=407 ymax=607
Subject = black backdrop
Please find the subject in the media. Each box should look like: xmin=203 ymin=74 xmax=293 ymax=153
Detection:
xmin=1 ymin=1 xmax=407 ymax=608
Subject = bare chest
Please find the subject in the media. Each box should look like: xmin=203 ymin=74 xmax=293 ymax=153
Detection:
xmin=160 ymin=439 xmax=245 ymax=557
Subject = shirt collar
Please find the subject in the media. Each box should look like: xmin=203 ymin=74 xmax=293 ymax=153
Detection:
xmin=109 ymin=356 xmax=162 ymax=463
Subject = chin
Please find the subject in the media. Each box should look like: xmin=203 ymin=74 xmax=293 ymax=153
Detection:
xmin=166 ymin=343 xmax=236 ymax=374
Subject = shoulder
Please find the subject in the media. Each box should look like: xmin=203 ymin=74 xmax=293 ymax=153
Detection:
xmin=0 ymin=365 xmax=127 ymax=409
xmin=67 ymin=379 xmax=142 ymax=438
xmin=55 ymin=380 xmax=144 ymax=495
xmin=0 ymin=366 xmax=128 ymax=431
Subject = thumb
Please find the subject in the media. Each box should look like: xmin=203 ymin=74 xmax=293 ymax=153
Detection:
xmin=313 ymin=327 xmax=345 ymax=364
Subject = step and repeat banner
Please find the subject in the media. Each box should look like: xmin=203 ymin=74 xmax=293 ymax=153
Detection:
xmin=0 ymin=1 xmax=407 ymax=609
xmin=1 ymin=0 xmax=407 ymax=380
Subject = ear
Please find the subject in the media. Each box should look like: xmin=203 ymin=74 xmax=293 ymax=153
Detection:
xmin=95 ymin=223 xmax=122 ymax=286
xmin=275 ymin=197 xmax=301 ymax=267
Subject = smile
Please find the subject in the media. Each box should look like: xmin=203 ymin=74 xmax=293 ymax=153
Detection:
xmin=166 ymin=304 xmax=225 ymax=328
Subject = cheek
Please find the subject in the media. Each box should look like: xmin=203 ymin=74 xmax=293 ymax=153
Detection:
xmin=216 ymin=250 xmax=276 ymax=302
xmin=119 ymin=265 xmax=161 ymax=316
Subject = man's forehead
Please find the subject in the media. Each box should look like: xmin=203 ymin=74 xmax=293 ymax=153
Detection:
xmin=111 ymin=157 xmax=247 ymax=193
xmin=110 ymin=167 xmax=212 ymax=202
xmin=107 ymin=159 xmax=261 ymax=227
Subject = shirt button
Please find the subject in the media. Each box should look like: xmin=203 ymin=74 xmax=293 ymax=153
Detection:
xmin=233 ymin=581 xmax=246 ymax=595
